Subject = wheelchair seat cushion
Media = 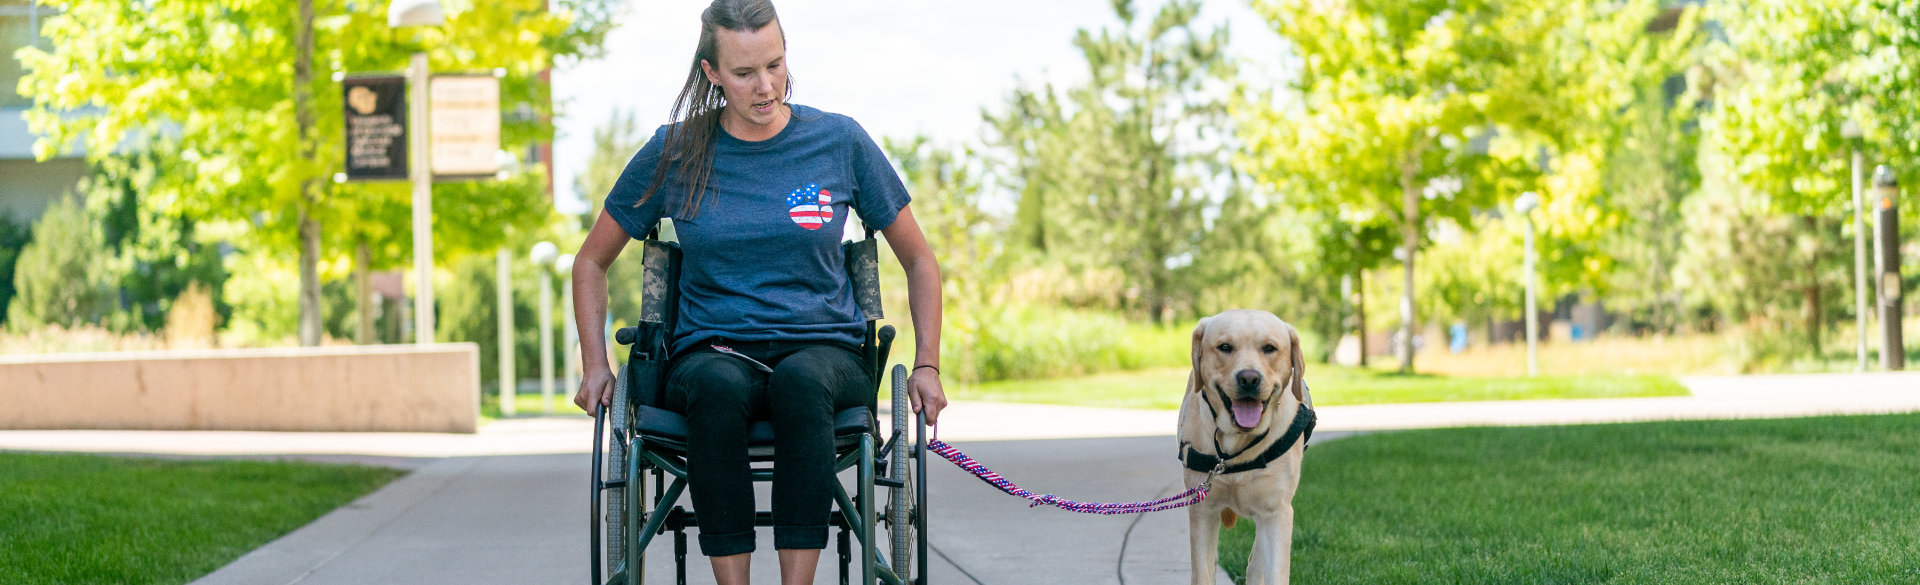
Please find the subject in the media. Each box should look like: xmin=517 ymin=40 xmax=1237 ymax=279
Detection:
xmin=633 ymin=404 xmax=871 ymax=454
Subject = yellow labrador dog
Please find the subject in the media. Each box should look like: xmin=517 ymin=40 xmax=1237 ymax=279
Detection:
xmin=1179 ymin=309 xmax=1315 ymax=585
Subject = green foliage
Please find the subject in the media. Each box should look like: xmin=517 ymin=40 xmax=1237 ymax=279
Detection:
xmin=16 ymin=0 xmax=613 ymax=335
xmin=1702 ymin=0 xmax=1920 ymax=216
xmin=6 ymin=196 xmax=115 ymax=331
xmin=1416 ymin=216 xmax=1526 ymax=326
xmin=1223 ymin=414 xmax=1920 ymax=583
xmin=973 ymin=309 xmax=1191 ymax=382
xmin=1688 ymin=0 xmax=1920 ymax=361
xmin=575 ymin=108 xmax=645 ymax=230
xmin=85 ymin=153 xmax=232 ymax=333
xmin=885 ymin=137 xmax=1001 ymax=382
xmin=437 ymin=251 xmax=561 ymax=387
xmin=0 ymin=452 xmax=402 ymax=585
xmin=219 ymin=251 xmax=301 ymax=344
xmin=985 ymin=0 xmax=1233 ymax=321
xmin=1239 ymin=0 xmax=1701 ymax=368
xmin=1600 ymin=77 xmax=1703 ymax=334
xmin=0 ymin=215 xmax=31 ymax=327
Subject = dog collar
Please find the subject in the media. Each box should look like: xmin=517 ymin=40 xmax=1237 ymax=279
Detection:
xmin=1181 ymin=403 xmax=1316 ymax=475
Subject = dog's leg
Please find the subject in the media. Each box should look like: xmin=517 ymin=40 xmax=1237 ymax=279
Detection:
xmin=1246 ymin=504 xmax=1294 ymax=585
xmin=1189 ymin=501 xmax=1223 ymax=585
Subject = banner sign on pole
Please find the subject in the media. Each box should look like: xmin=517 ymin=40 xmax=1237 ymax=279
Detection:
xmin=342 ymin=75 xmax=409 ymax=181
xmin=430 ymin=75 xmax=501 ymax=179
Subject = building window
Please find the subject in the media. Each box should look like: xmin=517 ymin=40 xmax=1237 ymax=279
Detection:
xmin=1 ymin=1 xmax=51 ymax=109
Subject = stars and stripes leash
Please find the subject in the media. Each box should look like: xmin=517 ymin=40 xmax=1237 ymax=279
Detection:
xmin=926 ymin=439 xmax=1222 ymax=515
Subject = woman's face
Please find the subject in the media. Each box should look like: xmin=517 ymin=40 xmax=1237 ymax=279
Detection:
xmin=701 ymin=23 xmax=789 ymax=132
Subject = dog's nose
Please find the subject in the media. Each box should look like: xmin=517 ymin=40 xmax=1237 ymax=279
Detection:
xmin=1235 ymin=369 xmax=1262 ymax=389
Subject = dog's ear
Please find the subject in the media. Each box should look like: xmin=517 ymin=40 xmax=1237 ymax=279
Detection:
xmin=1189 ymin=317 xmax=1210 ymax=393
xmin=1289 ymin=324 xmax=1307 ymax=405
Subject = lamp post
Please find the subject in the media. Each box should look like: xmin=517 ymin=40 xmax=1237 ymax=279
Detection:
xmin=389 ymin=0 xmax=444 ymax=345
xmin=531 ymin=241 xmax=559 ymax=414
xmin=556 ymin=253 xmax=578 ymax=408
xmin=1515 ymin=191 xmax=1541 ymax=377
xmin=1874 ymin=166 xmax=1904 ymax=370
xmin=1843 ymin=120 xmax=1868 ymax=371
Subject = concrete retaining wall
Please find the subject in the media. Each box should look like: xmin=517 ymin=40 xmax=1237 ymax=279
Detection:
xmin=0 ymin=344 xmax=480 ymax=433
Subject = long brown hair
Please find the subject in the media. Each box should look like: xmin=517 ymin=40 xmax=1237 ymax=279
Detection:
xmin=640 ymin=0 xmax=792 ymax=219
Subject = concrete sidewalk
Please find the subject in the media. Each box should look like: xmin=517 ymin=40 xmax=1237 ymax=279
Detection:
xmin=4 ymin=370 xmax=1916 ymax=584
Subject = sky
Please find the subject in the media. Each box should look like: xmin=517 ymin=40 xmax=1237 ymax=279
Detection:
xmin=549 ymin=0 xmax=1286 ymax=214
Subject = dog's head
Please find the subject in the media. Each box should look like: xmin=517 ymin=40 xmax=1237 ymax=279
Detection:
xmin=1191 ymin=309 xmax=1305 ymax=433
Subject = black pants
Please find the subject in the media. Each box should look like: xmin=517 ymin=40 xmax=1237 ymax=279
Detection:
xmin=664 ymin=339 xmax=869 ymax=556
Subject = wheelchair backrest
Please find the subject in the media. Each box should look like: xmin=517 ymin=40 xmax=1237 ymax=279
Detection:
xmin=624 ymin=221 xmax=893 ymax=409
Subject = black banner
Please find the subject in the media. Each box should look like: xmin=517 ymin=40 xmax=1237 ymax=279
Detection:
xmin=342 ymin=75 xmax=409 ymax=180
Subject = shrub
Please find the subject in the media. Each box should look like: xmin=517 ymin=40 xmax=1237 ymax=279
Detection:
xmin=0 ymin=215 xmax=31 ymax=327
xmin=7 ymin=197 xmax=116 ymax=331
xmin=971 ymin=307 xmax=1193 ymax=381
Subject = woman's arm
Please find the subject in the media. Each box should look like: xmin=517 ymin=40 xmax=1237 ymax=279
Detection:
xmin=879 ymin=205 xmax=948 ymax=424
xmin=572 ymin=210 xmax=631 ymax=411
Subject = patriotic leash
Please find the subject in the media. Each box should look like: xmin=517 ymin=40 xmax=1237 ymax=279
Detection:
xmin=926 ymin=439 xmax=1222 ymax=515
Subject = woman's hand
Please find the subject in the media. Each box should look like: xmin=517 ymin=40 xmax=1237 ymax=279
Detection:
xmin=575 ymin=366 xmax=617 ymax=413
xmin=908 ymin=367 xmax=948 ymax=425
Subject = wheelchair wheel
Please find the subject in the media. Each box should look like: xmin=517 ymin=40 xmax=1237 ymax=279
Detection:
xmin=887 ymin=364 xmax=915 ymax=578
xmin=606 ymin=365 xmax=630 ymax=580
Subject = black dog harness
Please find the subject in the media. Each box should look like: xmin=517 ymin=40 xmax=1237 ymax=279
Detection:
xmin=1181 ymin=403 xmax=1317 ymax=474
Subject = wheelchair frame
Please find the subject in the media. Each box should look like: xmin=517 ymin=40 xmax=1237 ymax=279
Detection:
xmin=589 ymin=228 xmax=930 ymax=585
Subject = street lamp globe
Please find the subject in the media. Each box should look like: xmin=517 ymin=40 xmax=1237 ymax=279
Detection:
xmin=1514 ymin=191 xmax=1540 ymax=215
xmin=388 ymin=0 xmax=445 ymax=28
xmin=530 ymin=241 xmax=559 ymax=268
xmin=554 ymin=253 xmax=575 ymax=275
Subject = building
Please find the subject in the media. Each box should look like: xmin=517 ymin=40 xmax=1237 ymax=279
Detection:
xmin=1 ymin=1 xmax=86 ymax=226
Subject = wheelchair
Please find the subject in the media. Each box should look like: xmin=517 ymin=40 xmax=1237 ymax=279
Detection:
xmin=590 ymin=224 xmax=930 ymax=585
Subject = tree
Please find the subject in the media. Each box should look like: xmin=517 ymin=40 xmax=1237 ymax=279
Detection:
xmin=1702 ymin=0 xmax=1920 ymax=357
xmin=1242 ymin=0 xmax=1688 ymax=372
xmin=7 ymin=196 xmax=115 ymax=331
xmin=0 ymin=215 xmax=33 ymax=327
xmin=18 ymin=0 xmax=616 ymax=344
xmin=985 ymin=0 xmax=1233 ymax=322
xmin=886 ymin=137 xmax=999 ymax=382
xmin=575 ymin=109 xmax=645 ymax=230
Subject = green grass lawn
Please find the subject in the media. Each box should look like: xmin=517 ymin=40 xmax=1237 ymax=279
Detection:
xmin=1218 ymin=414 xmax=1920 ymax=583
xmin=940 ymin=365 xmax=1687 ymax=410
xmin=0 ymin=453 xmax=405 ymax=585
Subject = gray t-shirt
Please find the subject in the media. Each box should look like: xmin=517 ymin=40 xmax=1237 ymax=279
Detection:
xmin=603 ymin=104 xmax=912 ymax=354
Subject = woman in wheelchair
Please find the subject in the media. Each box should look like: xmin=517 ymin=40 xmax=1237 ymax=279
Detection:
xmin=569 ymin=1 xmax=947 ymax=583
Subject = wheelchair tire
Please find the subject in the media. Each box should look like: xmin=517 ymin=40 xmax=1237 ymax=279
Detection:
xmin=887 ymin=364 xmax=915 ymax=578
xmin=607 ymin=365 xmax=630 ymax=580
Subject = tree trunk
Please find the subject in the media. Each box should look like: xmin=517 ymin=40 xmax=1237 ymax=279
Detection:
xmin=356 ymin=242 xmax=374 ymax=345
xmin=294 ymin=0 xmax=321 ymax=346
xmin=1355 ymin=269 xmax=1368 ymax=367
xmin=298 ymin=215 xmax=320 ymax=345
xmin=1803 ymin=215 xmax=1822 ymax=358
xmin=1399 ymin=150 xmax=1421 ymax=374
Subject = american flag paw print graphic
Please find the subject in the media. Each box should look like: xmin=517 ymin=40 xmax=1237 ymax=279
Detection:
xmin=787 ymin=183 xmax=834 ymax=230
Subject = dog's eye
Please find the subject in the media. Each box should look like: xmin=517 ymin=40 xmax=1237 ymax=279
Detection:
xmin=1262 ymin=344 xmax=1279 ymax=354
xmin=1216 ymin=343 xmax=1233 ymax=353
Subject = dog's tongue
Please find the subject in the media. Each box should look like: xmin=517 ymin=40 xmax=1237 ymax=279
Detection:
xmin=1231 ymin=398 xmax=1264 ymax=428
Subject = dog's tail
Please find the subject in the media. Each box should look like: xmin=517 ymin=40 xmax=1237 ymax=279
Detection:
xmin=1221 ymin=508 xmax=1238 ymax=529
